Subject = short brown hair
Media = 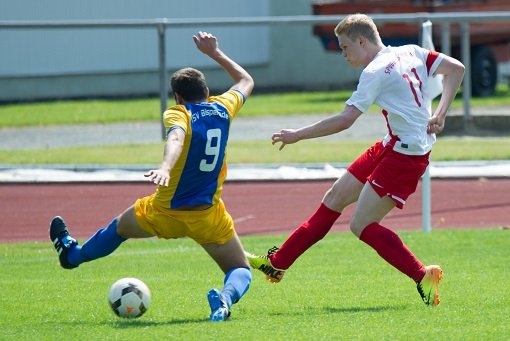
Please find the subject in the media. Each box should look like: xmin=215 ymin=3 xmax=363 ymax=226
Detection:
xmin=334 ymin=14 xmax=382 ymax=45
xmin=170 ymin=67 xmax=208 ymax=102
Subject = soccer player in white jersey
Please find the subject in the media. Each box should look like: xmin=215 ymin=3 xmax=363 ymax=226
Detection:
xmin=246 ymin=14 xmax=464 ymax=306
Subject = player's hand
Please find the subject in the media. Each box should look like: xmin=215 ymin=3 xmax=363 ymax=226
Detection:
xmin=192 ymin=31 xmax=219 ymax=56
xmin=144 ymin=168 xmax=170 ymax=186
xmin=271 ymin=129 xmax=300 ymax=151
xmin=427 ymin=115 xmax=445 ymax=134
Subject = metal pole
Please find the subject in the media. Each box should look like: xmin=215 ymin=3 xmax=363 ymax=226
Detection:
xmin=157 ymin=23 xmax=168 ymax=140
xmin=422 ymin=166 xmax=431 ymax=233
xmin=420 ymin=20 xmax=434 ymax=234
xmin=460 ymin=22 xmax=471 ymax=125
xmin=440 ymin=22 xmax=451 ymax=55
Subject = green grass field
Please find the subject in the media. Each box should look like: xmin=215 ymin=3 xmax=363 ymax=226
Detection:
xmin=1 ymin=229 xmax=508 ymax=340
xmin=1 ymin=85 xmax=509 ymax=127
xmin=1 ymin=86 xmax=509 ymax=164
xmin=1 ymin=137 xmax=509 ymax=165
xmin=1 ymin=90 xmax=509 ymax=339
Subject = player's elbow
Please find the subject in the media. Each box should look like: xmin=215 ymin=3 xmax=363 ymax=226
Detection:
xmin=445 ymin=57 xmax=465 ymax=78
xmin=449 ymin=61 xmax=465 ymax=86
xmin=458 ymin=64 xmax=465 ymax=81
xmin=453 ymin=60 xmax=465 ymax=78
xmin=235 ymin=76 xmax=254 ymax=98
xmin=338 ymin=112 xmax=359 ymax=132
xmin=245 ymin=75 xmax=255 ymax=95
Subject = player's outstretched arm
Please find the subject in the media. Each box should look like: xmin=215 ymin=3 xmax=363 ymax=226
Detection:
xmin=272 ymin=105 xmax=362 ymax=150
xmin=192 ymin=31 xmax=254 ymax=100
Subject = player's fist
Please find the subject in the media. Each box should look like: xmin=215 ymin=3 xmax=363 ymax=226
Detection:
xmin=192 ymin=31 xmax=218 ymax=56
xmin=427 ymin=116 xmax=445 ymax=134
xmin=144 ymin=169 xmax=170 ymax=186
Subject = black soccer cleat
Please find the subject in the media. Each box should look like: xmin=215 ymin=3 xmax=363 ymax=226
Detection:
xmin=49 ymin=216 xmax=78 ymax=269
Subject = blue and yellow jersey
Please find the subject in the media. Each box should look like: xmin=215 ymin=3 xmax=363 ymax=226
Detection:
xmin=153 ymin=89 xmax=245 ymax=209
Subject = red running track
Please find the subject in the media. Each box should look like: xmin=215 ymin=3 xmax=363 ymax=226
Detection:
xmin=1 ymin=178 xmax=509 ymax=243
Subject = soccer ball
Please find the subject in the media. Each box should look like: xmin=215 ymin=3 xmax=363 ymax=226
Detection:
xmin=108 ymin=277 xmax=151 ymax=318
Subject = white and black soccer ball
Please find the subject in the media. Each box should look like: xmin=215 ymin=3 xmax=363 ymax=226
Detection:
xmin=108 ymin=277 xmax=151 ymax=318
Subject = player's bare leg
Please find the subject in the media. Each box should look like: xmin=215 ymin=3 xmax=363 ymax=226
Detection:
xmin=349 ymin=182 xmax=395 ymax=238
xmin=116 ymin=206 xmax=154 ymax=238
xmin=322 ymin=171 xmax=364 ymax=211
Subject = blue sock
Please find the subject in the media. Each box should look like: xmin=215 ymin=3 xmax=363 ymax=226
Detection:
xmin=67 ymin=218 xmax=126 ymax=266
xmin=221 ymin=267 xmax=252 ymax=308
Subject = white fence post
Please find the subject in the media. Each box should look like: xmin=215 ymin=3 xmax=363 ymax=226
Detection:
xmin=422 ymin=166 xmax=432 ymax=233
xmin=420 ymin=20 xmax=442 ymax=233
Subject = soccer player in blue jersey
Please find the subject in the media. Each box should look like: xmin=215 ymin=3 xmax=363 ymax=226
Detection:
xmin=49 ymin=31 xmax=254 ymax=322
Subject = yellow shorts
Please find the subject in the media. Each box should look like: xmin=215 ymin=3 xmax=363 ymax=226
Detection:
xmin=134 ymin=194 xmax=234 ymax=245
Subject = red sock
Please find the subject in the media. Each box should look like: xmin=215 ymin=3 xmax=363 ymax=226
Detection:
xmin=270 ymin=203 xmax=341 ymax=270
xmin=359 ymin=222 xmax=426 ymax=283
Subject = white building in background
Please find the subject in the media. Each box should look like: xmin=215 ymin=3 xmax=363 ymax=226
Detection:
xmin=0 ymin=0 xmax=357 ymax=102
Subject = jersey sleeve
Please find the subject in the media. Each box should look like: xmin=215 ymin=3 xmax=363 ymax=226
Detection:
xmin=208 ymin=90 xmax=245 ymax=120
xmin=162 ymin=105 xmax=189 ymax=137
xmin=426 ymin=50 xmax=444 ymax=77
xmin=346 ymin=67 xmax=382 ymax=113
xmin=414 ymin=45 xmax=444 ymax=77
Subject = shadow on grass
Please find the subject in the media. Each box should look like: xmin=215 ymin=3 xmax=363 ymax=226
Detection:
xmin=302 ymin=94 xmax=350 ymax=104
xmin=323 ymin=305 xmax=405 ymax=314
xmin=112 ymin=317 xmax=207 ymax=328
xmin=268 ymin=304 xmax=405 ymax=317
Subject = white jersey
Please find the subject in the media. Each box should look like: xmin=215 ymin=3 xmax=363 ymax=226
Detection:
xmin=346 ymin=45 xmax=443 ymax=155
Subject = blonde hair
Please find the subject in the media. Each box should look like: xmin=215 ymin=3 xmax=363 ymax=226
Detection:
xmin=334 ymin=14 xmax=382 ymax=45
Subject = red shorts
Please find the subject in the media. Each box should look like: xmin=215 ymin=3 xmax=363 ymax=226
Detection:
xmin=347 ymin=141 xmax=430 ymax=209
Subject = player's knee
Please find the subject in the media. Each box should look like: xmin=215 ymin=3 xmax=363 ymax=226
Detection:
xmin=113 ymin=217 xmax=129 ymax=237
xmin=349 ymin=218 xmax=365 ymax=238
xmin=323 ymin=192 xmax=348 ymax=212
